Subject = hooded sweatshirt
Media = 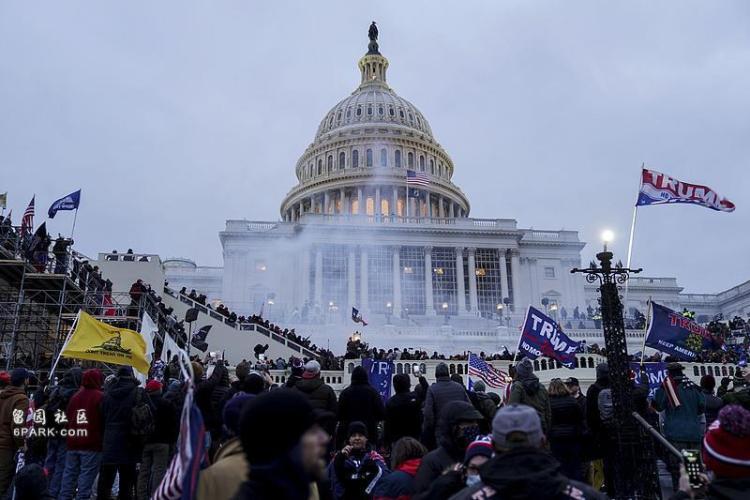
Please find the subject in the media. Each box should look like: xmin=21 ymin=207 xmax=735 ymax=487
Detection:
xmin=0 ymin=385 xmax=29 ymax=450
xmin=338 ymin=366 xmax=385 ymax=445
xmin=294 ymin=376 xmax=338 ymax=413
xmin=66 ymin=369 xmax=104 ymax=451
xmin=508 ymin=373 xmax=551 ymax=433
xmin=448 ymin=447 xmax=607 ymax=500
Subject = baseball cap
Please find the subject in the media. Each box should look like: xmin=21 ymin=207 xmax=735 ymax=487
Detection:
xmin=492 ymin=404 xmax=543 ymax=449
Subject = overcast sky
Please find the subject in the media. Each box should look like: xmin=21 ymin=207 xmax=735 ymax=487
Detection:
xmin=1 ymin=1 xmax=748 ymax=294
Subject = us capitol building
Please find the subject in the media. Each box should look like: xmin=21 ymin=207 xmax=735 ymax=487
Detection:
xmin=163 ymin=26 xmax=750 ymax=353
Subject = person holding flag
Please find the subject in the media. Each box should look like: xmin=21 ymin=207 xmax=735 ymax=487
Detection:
xmin=654 ymin=362 xmax=706 ymax=491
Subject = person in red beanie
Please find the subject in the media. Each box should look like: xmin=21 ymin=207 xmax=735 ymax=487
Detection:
xmin=59 ymin=368 xmax=104 ymax=500
xmin=673 ymin=404 xmax=750 ymax=499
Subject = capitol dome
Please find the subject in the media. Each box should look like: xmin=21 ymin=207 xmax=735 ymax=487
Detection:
xmin=280 ymin=25 xmax=470 ymax=221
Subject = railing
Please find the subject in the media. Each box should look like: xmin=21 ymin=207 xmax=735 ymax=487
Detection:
xmin=163 ymin=287 xmax=319 ymax=359
xmin=295 ymin=213 xmax=516 ymax=230
xmin=98 ymin=252 xmax=160 ymax=263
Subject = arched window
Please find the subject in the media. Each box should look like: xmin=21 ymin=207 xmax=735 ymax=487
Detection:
xmin=317 ymin=159 xmax=322 ymax=175
xmin=389 ymin=107 xmax=395 ymax=117
xmin=399 ymin=110 xmax=405 ymax=118
xmin=395 ymin=150 xmax=402 ymax=168
xmin=308 ymin=163 xmax=313 ymax=177
xmin=329 ymin=115 xmax=334 ymax=126
xmin=336 ymin=111 xmax=342 ymax=121
xmin=380 ymin=148 xmax=387 ymax=167
xmin=327 ymin=155 xmax=333 ymax=173
xmin=339 ymin=152 xmax=345 ymax=169
xmin=438 ymin=163 xmax=443 ymax=176
xmin=408 ymin=152 xmax=414 ymax=168
xmin=356 ymin=107 xmax=362 ymax=117
xmin=367 ymin=105 xmax=373 ymax=116
xmin=430 ymin=159 xmax=435 ymax=175
xmin=378 ymin=106 xmax=384 ymax=116
xmin=352 ymin=150 xmax=359 ymax=168
xmin=366 ymin=149 xmax=373 ymax=167
xmin=346 ymin=109 xmax=351 ymax=118
xmin=419 ymin=155 xmax=425 ymax=171
xmin=408 ymin=113 xmax=414 ymax=122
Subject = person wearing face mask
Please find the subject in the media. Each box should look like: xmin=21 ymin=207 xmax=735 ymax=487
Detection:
xmin=332 ymin=421 xmax=387 ymax=500
xmin=449 ymin=404 xmax=606 ymax=500
xmin=413 ymin=401 xmax=483 ymax=494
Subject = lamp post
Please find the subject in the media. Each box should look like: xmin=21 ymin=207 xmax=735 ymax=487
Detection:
xmin=549 ymin=303 xmax=558 ymax=322
xmin=385 ymin=302 xmax=392 ymax=325
xmin=495 ymin=303 xmax=503 ymax=325
xmin=571 ymin=231 xmax=659 ymax=499
xmin=503 ymin=297 xmax=512 ymax=330
xmin=441 ymin=302 xmax=449 ymax=325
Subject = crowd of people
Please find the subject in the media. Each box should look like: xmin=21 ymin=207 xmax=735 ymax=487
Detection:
xmin=0 ymin=347 xmax=748 ymax=499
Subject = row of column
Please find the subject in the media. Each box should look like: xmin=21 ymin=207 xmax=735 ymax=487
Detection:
xmin=284 ymin=185 xmax=466 ymax=221
xmin=303 ymin=245 xmax=521 ymax=317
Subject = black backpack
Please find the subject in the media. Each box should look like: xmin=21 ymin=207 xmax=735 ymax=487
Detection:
xmin=130 ymin=388 xmax=155 ymax=437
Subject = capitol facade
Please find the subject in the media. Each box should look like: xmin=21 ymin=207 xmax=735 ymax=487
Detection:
xmin=164 ymin=29 xmax=750 ymax=353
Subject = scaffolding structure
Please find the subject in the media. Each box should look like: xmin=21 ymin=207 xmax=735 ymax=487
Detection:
xmin=0 ymin=228 xmax=145 ymax=373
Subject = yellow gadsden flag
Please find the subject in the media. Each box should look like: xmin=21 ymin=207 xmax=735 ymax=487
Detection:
xmin=61 ymin=311 xmax=150 ymax=375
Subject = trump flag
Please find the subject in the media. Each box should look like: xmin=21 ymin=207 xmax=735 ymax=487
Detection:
xmin=630 ymin=362 xmax=668 ymax=399
xmin=48 ymin=189 xmax=81 ymax=218
xmin=644 ymin=302 xmax=723 ymax=361
xmin=518 ymin=306 xmax=581 ymax=369
xmin=61 ymin=311 xmax=150 ymax=374
xmin=361 ymin=358 xmax=394 ymax=403
xmin=636 ymin=169 xmax=734 ymax=212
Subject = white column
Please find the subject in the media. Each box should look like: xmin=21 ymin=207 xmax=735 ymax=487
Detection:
xmin=391 ymin=187 xmax=398 ymax=217
xmin=449 ymin=202 xmax=455 ymax=218
xmin=392 ymin=246 xmax=401 ymax=315
xmin=455 ymin=247 xmax=466 ymax=314
xmin=510 ymin=250 xmax=521 ymax=310
xmin=357 ymin=187 xmax=364 ymax=215
xmin=348 ymin=247 xmax=356 ymax=311
xmin=301 ymin=246 xmax=311 ymax=305
xmin=426 ymin=194 xmax=432 ymax=218
xmin=498 ymin=249 xmax=510 ymax=302
xmin=360 ymin=247 xmax=369 ymax=312
xmin=424 ymin=246 xmax=435 ymax=315
xmin=439 ymin=196 xmax=445 ymax=218
xmin=298 ymin=201 xmax=303 ymax=220
xmin=314 ymin=246 xmax=323 ymax=306
xmin=467 ymin=247 xmax=479 ymax=315
xmin=375 ymin=187 xmax=381 ymax=218
xmin=323 ymin=191 xmax=330 ymax=214
xmin=339 ymin=188 xmax=345 ymax=214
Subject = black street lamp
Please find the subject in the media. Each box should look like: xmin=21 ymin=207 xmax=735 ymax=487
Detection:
xmin=571 ymin=232 xmax=659 ymax=499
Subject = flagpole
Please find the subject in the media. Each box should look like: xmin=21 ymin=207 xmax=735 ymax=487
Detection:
xmin=623 ymin=164 xmax=644 ymax=313
xmin=639 ymin=298 xmax=652 ymax=367
xmin=70 ymin=208 xmax=79 ymax=240
xmin=49 ymin=311 xmax=80 ymax=381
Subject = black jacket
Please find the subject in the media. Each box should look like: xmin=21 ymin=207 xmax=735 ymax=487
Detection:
xmin=146 ymin=391 xmax=179 ymax=445
xmin=384 ymin=391 xmax=422 ymax=447
xmin=422 ymin=376 xmax=469 ymax=444
xmin=232 ymin=451 xmax=312 ymax=500
xmin=702 ymin=389 xmax=723 ymax=430
xmin=448 ymin=447 xmax=607 ymax=500
xmin=549 ymin=394 xmax=585 ymax=441
xmin=294 ymin=377 xmax=338 ymax=413
xmin=413 ymin=401 xmax=478 ymax=493
xmin=337 ymin=367 xmax=385 ymax=446
xmin=101 ymin=375 xmax=142 ymax=464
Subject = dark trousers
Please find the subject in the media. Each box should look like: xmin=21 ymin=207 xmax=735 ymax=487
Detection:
xmin=97 ymin=463 xmax=137 ymax=500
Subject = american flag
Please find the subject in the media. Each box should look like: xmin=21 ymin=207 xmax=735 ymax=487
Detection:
xmin=406 ymin=169 xmax=430 ymax=187
xmin=468 ymin=352 xmax=512 ymax=399
xmin=21 ymin=196 xmax=34 ymax=234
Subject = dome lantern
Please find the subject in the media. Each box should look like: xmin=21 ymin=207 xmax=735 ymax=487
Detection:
xmin=359 ymin=22 xmax=388 ymax=88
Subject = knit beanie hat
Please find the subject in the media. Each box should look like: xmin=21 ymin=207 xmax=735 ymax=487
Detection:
xmin=702 ymin=404 xmax=750 ymax=478
xmin=240 ymin=390 xmax=314 ymax=466
xmin=472 ymin=380 xmax=486 ymax=393
xmin=223 ymin=393 xmax=254 ymax=436
xmin=464 ymin=435 xmax=493 ymax=464
xmin=515 ymin=358 xmax=533 ymax=380
xmin=145 ymin=380 xmax=162 ymax=393
xmin=347 ymin=421 xmax=368 ymax=439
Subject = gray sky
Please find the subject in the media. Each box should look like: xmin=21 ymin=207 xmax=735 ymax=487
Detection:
xmin=1 ymin=1 xmax=748 ymax=294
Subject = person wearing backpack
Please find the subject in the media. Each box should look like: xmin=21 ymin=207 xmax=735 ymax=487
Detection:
xmin=136 ymin=380 xmax=178 ymax=500
xmin=586 ymin=362 xmax=612 ymax=493
xmin=98 ymin=366 xmax=143 ymax=500
xmin=507 ymin=358 xmax=551 ymax=433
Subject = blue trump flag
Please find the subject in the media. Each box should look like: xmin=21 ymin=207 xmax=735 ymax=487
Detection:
xmin=361 ymin=358 xmax=394 ymax=403
xmin=630 ymin=362 xmax=668 ymax=399
xmin=645 ymin=302 xmax=722 ymax=361
xmin=48 ymin=189 xmax=81 ymax=218
xmin=518 ymin=306 xmax=581 ymax=369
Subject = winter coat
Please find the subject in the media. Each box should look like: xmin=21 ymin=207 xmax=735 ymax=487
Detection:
xmin=44 ymin=367 xmax=82 ymax=436
xmin=146 ymin=391 xmax=179 ymax=445
xmin=295 ymin=376 xmax=338 ymax=414
xmin=448 ymin=447 xmax=608 ymax=500
xmin=702 ymin=389 xmax=723 ymax=430
xmin=197 ymin=437 xmax=248 ymax=500
xmin=337 ymin=367 xmax=385 ymax=446
xmin=468 ymin=391 xmax=497 ymax=433
xmin=384 ymin=392 xmax=422 ymax=447
xmin=721 ymin=387 xmax=750 ymax=412
xmin=654 ymin=376 xmax=706 ymax=443
xmin=232 ymin=450 xmax=313 ymax=500
xmin=194 ymin=363 xmax=227 ymax=431
xmin=585 ymin=378 xmax=610 ymax=458
xmin=0 ymin=385 xmax=29 ymax=450
xmin=101 ymin=373 xmax=142 ymax=464
xmin=669 ymin=476 xmax=750 ymax=500
xmin=66 ymin=369 xmax=104 ymax=451
xmin=372 ymin=458 xmax=421 ymax=500
xmin=548 ymin=394 xmax=584 ymax=441
xmin=508 ymin=374 xmax=551 ymax=433
xmin=422 ymin=376 xmax=469 ymax=444
xmin=333 ymin=447 xmax=387 ymax=500
xmin=413 ymin=401 xmax=478 ymax=493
